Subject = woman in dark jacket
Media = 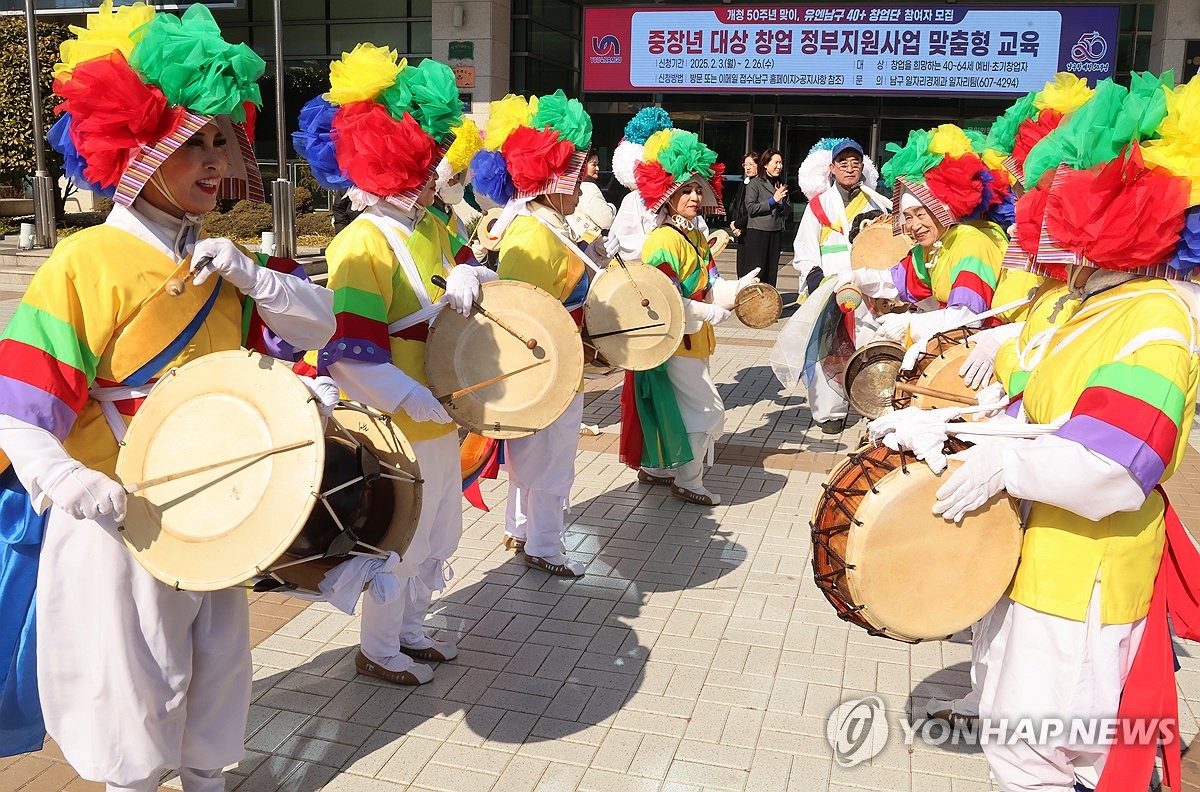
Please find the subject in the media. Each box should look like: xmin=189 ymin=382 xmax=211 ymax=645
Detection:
xmin=727 ymin=151 xmax=758 ymax=278
xmin=741 ymin=148 xmax=790 ymax=286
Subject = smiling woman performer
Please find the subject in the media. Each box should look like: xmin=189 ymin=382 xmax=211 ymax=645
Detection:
xmin=618 ymin=130 xmax=756 ymax=506
xmin=0 ymin=5 xmax=335 ymax=789
xmin=852 ymin=125 xmax=1012 ymax=352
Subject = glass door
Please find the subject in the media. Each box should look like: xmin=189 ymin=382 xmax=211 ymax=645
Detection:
xmin=780 ymin=119 xmax=874 ymax=228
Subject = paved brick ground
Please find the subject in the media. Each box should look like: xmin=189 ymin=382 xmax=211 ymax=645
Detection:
xmin=6 ymin=255 xmax=1200 ymax=792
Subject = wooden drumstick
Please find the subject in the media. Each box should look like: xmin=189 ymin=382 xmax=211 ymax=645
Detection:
xmin=165 ymin=255 xmax=215 ymax=297
xmin=431 ymin=275 xmax=539 ymax=350
xmin=123 ymin=439 xmax=315 ymax=493
xmin=436 ymin=359 xmax=550 ymax=404
xmin=893 ymin=382 xmax=977 ymax=406
xmin=734 ymin=288 xmax=770 ymax=308
xmin=613 ymin=253 xmax=651 ymax=308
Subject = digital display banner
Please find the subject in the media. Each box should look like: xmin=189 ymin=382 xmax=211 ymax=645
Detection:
xmin=2 ymin=1 xmax=239 ymax=14
xmin=584 ymin=5 xmax=1118 ymax=96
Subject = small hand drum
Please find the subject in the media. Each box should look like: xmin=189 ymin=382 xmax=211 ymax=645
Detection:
xmin=425 ymin=280 xmax=584 ymax=439
xmin=706 ymin=229 xmax=731 ymax=258
xmin=851 ymin=219 xmax=916 ymax=271
xmin=734 ymin=283 xmax=783 ymax=328
xmin=843 ymin=341 xmax=905 ymax=419
xmin=584 ymin=262 xmax=685 ymax=371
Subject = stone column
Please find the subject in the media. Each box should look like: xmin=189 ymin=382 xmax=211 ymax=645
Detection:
xmin=432 ymin=0 xmax=511 ymax=125
xmin=1149 ymin=0 xmax=1200 ymax=76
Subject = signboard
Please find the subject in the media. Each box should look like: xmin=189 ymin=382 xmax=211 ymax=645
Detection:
xmin=453 ymin=66 xmax=476 ymax=89
xmin=448 ymin=40 xmax=474 ymax=60
xmin=2 ymin=1 xmax=240 ymax=13
xmin=584 ymin=5 xmax=1118 ymax=96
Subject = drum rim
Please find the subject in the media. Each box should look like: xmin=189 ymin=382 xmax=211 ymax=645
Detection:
xmin=583 ymin=262 xmax=685 ymax=371
xmin=734 ymin=282 xmax=783 ymax=329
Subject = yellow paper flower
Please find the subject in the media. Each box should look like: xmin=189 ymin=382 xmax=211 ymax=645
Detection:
xmin=1034 ymin=72 xmax=1093 ymax=115
xmin=484 ymin=94 xmax=535 ymax=150
xmin=445 ymin=118 xmax=483 ymax=175
xmin=54 ymin=0 xmax=156 ymax=80
xmin=1142 ymin=79 xmax=1200 ymax=203
xmin=643 ymin=129 xmax=674 ymax=163
xmin=980 ymin=148 xmax=1008 ymax=172
xmin=326 ymin=43 xmax=403 ymax=106
xmin=928 ymin=124 xmax=974 ymax=158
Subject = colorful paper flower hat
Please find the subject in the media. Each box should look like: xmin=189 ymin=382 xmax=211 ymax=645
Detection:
xmin=982 ymin=72 xmax=1096 ymax=188
xmin=634 ymin=129 xmax=725 ymax=215
xmin=48 ymin=1 xmax=265 ymax=205
xmin=292 ymin=44 xmax=463 ymax=211
xmin=881 ymin=123 xmax=1014 ymax=233
xmin=612 ymin=107 xmax=673 ymax=190
xmin=469 ymin=90 xmax=593 ymax=205
xmin=436 ymin=117 xmax=483 ymax=190
xmin=1015 ymin=72 xmax=1200 ymax=281
xmin=796 ymin=138 xmax=880 ymax=201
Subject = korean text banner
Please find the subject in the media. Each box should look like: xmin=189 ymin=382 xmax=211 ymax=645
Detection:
xmin=583 ymin=5 xmax=1119 ymax=95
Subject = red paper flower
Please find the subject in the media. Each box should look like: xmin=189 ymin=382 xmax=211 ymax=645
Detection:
xmin=1012 ymin=109 xmax=1063 ymax=165
xmin=1046 ymin=147 xmax=1189 ymax=270
xmin=634 ymin=161 xmax=678 ymax=210
xmin=501 ymin=126 xmax=574 ymax=194
xmin=1015 ymin=182 xmax=1049 ymax=257
xmin=55 ymin=52 xmax=181 ymax=189
xmin=710 ymin=162 xmax=726 ymax=203
xmin=924 ymin=154 xmax=986 ymax=220
xmin=332 ymin=102 xmax=437 ymax=196
xmin=241 ymin=102 xmax=257 ymax=144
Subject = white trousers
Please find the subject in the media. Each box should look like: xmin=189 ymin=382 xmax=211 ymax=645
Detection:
xmin=976 ymin=582 xmax=1144 ymax=791
xmin=360 ymin=431 xmax=462 ymax=669
xmin=807 ymin=364 xmax=848 ymax=422
xmin=37 ymin=510 xmax=250 ymax=788
xmin=504 ymin=393 xmax=584 ymax=558
xmin=641 ymin=356 xmax=725 ymax=490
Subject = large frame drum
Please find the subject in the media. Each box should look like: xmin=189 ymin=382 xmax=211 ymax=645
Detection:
xmin=583 ymin=261 xmax=684 ymax=371
xmin=811 ymin=443 xmax=1022 ymax=643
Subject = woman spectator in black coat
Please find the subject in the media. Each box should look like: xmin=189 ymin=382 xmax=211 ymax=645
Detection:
xmin=741 ymin=148 xmax=790 ymax=287
xmin=727 ymin=151 xmax=758 ymax=278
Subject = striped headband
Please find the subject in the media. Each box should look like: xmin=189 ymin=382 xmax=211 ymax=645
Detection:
xmin=891 ymin=177 xmax=955 ymax=235
xmin=512 ymin=148 xmax=589 ymax=201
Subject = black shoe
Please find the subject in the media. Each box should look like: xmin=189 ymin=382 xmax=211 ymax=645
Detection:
xmin=817 ymin=419 xmax=845 ymax=435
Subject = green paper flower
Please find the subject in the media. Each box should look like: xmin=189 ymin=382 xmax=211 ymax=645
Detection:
xmin=381 ymin=58 xmax=462 ymax=140
xmin=656 ymin=130 xmax=716 ymax=180
xmin=1024 ymin=79 xmax=1129 ymax=187
xmin=1114 ymin=70 xmax=1171 ymax=143
xmin=985 ymin=92 xmax=1037 ymax=156
xmin=130 ymin=4 xmax=263 ymax=121
xmin=530 ymin=89 xmax=593 ymax=150
xmin=881 ymin=129 xmax=942 ymax=188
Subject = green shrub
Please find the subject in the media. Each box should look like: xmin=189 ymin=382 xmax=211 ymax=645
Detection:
xmin=294 ymin=186 xmax=313 ymax=214
xmin=202 ymin=200 xmax=273 ymax=242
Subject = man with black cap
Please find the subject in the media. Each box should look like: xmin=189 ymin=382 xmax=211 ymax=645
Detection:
xmin=790 ymin=138 xmax=890 ymax=432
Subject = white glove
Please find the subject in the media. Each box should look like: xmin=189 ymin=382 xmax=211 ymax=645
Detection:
xmin=852 ymin=267 xmax=900 ymax=300
xmin=192 ymin=237 xmax=260 ymax=293
xmin=603 ymin=234 xmax=621 ymax=258
xmin=867 ymin=406 xmax=958 ymax=474
xmin=469 ymin=241 xmax=488 ymax=263
xmin=875 ymin=313 xmax=911 ymax=342
xmin=974 ymin=382 xmax=1008 ymax=409
xmin=398 ymin=385 xmax=452 ymax=424
xmin=960 ymin=323 xmax=1022 ymax=389
xmin=702 ymin=302 xmax=733 ymax=326
xmin=682 ymin=299 xmax=731 ymax=332
xmin=584 ymin=236 xmax=613 ymax=267
xmin=932 ymin=444 xmax=1008 ymax=522
xmin=736 ymin=267 xmax=761 ymax=291
xmin=299 ymin=375 xmax=340 ymax=420
xmin=442 ymin=264 xmax=497 ymax=317
xmin=44 ymin=464 xmax=128 ymax=522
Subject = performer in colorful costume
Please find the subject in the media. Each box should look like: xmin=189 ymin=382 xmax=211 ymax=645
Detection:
xmin=609 ymin=107 xmax=707 ymax=263
xmin=874 ymin=72 xmax=1200 ymax=792
xmin=430 ymin=118 xmax=484 ymax=266
xmin=788 ymin=138 xmax=889 ymax=430
xmin=618 ymin=129 xmax=755 ymax=506
xmin=460 ymin=91 xmax=600 ymax=577
xmin=293 ymin=45 xmax=475 ymax=684
xmin=0 ymin=4 xmax=336 ymax=788
xmin=852 ymin=124 xmax=1011 ymax=362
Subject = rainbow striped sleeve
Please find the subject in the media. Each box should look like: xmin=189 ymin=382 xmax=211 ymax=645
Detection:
xmin=643 ymin=229 xmax=706 ymax=298
xmin=889 ymin=248 xmax=933 ymax=304
xmin=0 ymin=274 xmax=102 ymax=440
xmin=946 ymin=233 xmax=1000 ymax=313
xmin=318 ymin=223 xmax=394 ymax=369
xmin=1056 ymin=342 xmax=1192 ymax=495
xmin=243 ymin=254 xmax=309 ymax=362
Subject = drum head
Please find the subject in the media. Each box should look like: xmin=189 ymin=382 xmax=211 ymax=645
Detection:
xmin=843 ymin=341 xmax=904 ymax=419
xmin=268 ymin=404 xmax=423 ymax=593
xmin=706 ymin=229 xmax=731 ymax=258
xmin=734 ymin=283 xmax=783 ymax=329
xmin=851 ymin=222 xmax=916 ymax=271
xmin=893 ymin=330 xmax=992 ymax=418
xmin=116 ymin=351 xmax=325 ymax=592
xmin=584 ymin=263 xmax=685 ymax=371
xmin=846 ymin=457 xmax=1022 ymax=641
xmin=426 ymin=280 xmax=584 ymax=439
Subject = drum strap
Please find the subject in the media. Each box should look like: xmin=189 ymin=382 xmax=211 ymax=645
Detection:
xmin=361 ymin=213 xmax=450 ymax=334
xmin=529 ymin=212 xmax=606 ymax=276
xmin=89 ymin=384 xmax=155 ymax=442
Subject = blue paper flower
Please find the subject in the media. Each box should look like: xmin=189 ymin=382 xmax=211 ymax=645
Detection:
xmin=470 ymin=149 xmax=513 ymax=204
xmin=292 ymin=96 xmax=351 ymax=191
xmin=966 ymin=169 xmax=996 ymax=222
xmin=48 ymin=113 xmax=114 ymax=198
xmin=989 ymin=190 xmax=1016 ymax=229
xmin=623 ymin=107 xmax=672 ymax=145
xmin=1167 ymin=206 xmax=1200 ymax=275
